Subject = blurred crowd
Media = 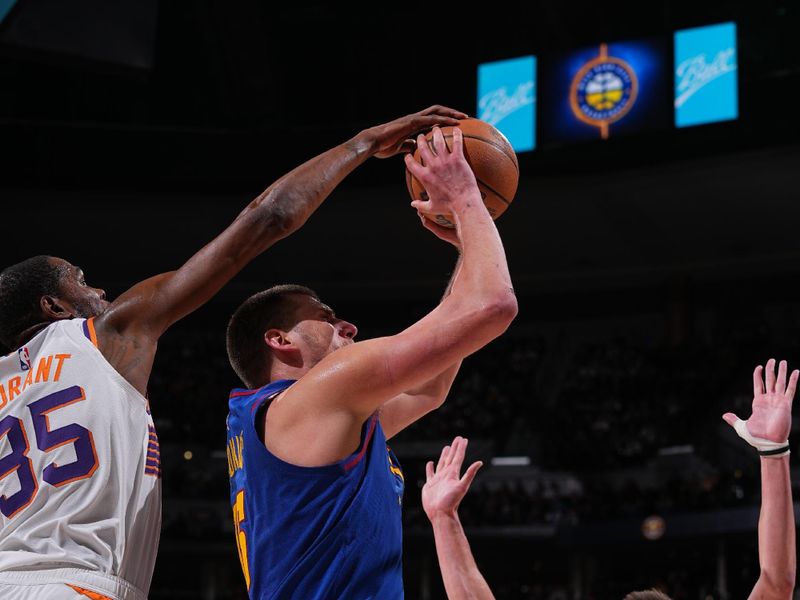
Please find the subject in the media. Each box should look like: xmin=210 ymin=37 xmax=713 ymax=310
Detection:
xmin=148 ymin=308 xmax=800 ymax=536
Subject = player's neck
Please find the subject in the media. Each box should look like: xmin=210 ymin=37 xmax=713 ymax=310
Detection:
xmin=270 ymin=362 xmax=313 ymax=384
xmin=13 ymin=321 xmax=53 ymax=349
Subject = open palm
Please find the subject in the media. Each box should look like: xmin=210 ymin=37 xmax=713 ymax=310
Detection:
xmin=422 ymin=437 xmax=482 ymax=520
xmin=724 ymin=359 xmax=797 ymax=443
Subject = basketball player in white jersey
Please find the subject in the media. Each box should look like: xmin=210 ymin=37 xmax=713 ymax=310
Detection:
xmin=0 ymin=105 xmax=467 ymax=600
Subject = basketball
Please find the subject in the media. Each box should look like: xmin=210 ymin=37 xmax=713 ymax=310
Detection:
xmin=404 ymin=118 xmax=519 ymax=228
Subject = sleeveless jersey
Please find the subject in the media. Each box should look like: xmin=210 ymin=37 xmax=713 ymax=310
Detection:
xmin=226 ymin=379 xmax=406 ymax=600
xmin=0 ymin=318 xmax=161 ymax=599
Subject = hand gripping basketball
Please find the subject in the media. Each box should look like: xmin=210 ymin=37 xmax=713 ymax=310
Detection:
xmin=405 ymin=118 xmax=519 ymax=229
xmin=404 ymin=127 xmax=481 ymax=222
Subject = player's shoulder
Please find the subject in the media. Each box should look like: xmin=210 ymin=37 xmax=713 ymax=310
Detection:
xmin=229 ymin=379 xmax=295 ymax=410
xmin=9 ymin=318 xmax=89 ymax=352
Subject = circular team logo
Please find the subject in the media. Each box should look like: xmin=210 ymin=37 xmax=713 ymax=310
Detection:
xmin=570 ymin=44 xmax=638 ymax=139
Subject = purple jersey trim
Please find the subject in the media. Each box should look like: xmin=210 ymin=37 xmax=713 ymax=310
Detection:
xmin=342 ymin=413 xmax=378 ymax=472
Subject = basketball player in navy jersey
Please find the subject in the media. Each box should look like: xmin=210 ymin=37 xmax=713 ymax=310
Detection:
xmin=423 ymin=360 xmax=797 ymax=600
xmin=0 ymin=106 xmax=465 ymax=600
xmin=224 ymin=125 xmax=517 ymax=599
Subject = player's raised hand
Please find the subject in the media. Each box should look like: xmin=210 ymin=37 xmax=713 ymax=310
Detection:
xmin=405 ymin=127 xmax=480 ymax=219
xmin=362 ymin=105 xmax=468 ymax=158
xmin=723 ymin=358 xmax=797 ymax=446
xmin=422 ymin=436 xmax=482 ymax=520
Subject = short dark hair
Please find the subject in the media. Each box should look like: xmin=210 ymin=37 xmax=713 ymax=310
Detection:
xmin=623 ymin=590 xmax=673 ymax=600
xmin=226 ymin=284 xmax=318 ymax=389
xmin=0 ymin=256 xmax=65 ymax=350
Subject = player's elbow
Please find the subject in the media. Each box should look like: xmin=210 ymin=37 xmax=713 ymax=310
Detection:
xmin=758 ymin=568 xmax=796 ymax=599
xmin=236 ymin=198 xmax=296 ymax=250
xmin=259 ymin=201 xmax=296 ymax=238
xmin=482 ymin=290 xmax=518 ymax=332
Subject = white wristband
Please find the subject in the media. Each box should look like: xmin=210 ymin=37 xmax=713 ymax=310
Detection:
xmin=733 ymin=419 xmax=790 ymax=458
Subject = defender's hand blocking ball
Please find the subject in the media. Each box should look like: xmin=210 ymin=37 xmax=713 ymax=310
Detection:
xmin=405 ymin=118 xmax=519 ymax=228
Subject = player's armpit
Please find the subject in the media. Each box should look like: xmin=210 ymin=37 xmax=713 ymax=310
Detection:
xmin=379 ymin=361 xmax=461 ymax=440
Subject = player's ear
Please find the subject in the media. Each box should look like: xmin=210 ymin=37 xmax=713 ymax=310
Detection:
xmin=40 ymin=294 xmax=75 ymax=321
xmin=264 ymin=328 xmax=292 ymax=351
xmin=265 ymin=328 xmax=302 ymax=368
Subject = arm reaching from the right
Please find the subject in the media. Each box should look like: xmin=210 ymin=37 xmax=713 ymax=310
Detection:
xmin=723 ymin=358 xmax=797 ymax=600
xmin=423 ymin=437 xmax=495 ymax=600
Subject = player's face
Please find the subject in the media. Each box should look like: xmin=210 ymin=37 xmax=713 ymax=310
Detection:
xmin=50 ymin=258 xmax=110 ymax=318
xmin=288 ymin=295 xmax=357 ymax=364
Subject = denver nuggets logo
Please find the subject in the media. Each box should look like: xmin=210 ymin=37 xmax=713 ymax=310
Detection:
xmin=570 ymin=43 xmax=638 ymax=139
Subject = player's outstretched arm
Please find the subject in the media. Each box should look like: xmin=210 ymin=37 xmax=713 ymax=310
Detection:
xmin=723 ymin=359 xmax=797 ymax=600
xmin=423 ymin=437 xmax=495 ymax=600
xmin=268 ymin=127 xmax=516 ymax=465
xmin=93 ymin=106 xmax=467 ymax=393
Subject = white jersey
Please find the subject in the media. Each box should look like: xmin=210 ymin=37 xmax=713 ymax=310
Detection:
xmin=0 ymin=318 xmax=161 ymax=600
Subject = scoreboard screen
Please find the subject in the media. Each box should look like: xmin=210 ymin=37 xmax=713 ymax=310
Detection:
xmin=476 ymin=22 xmax=739 ymax=151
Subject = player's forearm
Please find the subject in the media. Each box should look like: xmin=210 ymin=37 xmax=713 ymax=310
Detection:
xmin=230 ymin=132 xmax=377 ymax=259
xmin=420 ymin=256 xmax=463 ymax=397
xmin=405 ymin=254 xmax=464 ymax=398
xmin=119 ymin=132 xmax=378 ymax=335
xmin=755 ymin=455 xmax=796 ymax=598
xmin=430 ymin=513 xmax=495 ymax=600
xmin=448 ymin=201 xmax=516 ymax=321
xmin=441 ymin=253 xmax=463 ymax=301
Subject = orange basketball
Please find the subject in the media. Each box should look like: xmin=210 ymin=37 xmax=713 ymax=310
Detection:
xmin=404 ymin=118 xmax=519 ymax=228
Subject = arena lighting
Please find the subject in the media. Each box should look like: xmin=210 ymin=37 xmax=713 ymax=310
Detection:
xmin=490 ymin=456 xmax=531 ymax=466
xmin=658 ymin=444 xmax=694 ymax=456
xmin=642 ymin=515 xmax=666 ymax=540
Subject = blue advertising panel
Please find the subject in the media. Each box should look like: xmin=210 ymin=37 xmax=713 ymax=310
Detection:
xmin=539 ymin=38 xmax=670 ymax=144
xmin=0 ymin=0 xmax=17 ymax=24
xmin=674 ymin=22 xmax=738 ymax=128
xmin=477 ymin=55 xmax=536 ymax=152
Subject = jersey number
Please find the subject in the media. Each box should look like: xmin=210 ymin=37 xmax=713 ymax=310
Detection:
xmin=0 ymin=386 xmax=99 ymax=519
xmin=233 ymin=489 xmax=251 ymax=589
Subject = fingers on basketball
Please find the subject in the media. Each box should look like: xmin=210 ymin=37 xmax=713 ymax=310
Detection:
xmin=405 ymin=118 xmax=519 ymax=229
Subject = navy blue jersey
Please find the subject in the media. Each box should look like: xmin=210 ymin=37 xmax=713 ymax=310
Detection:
xmin=226 ymin=379 xmax=405 ymax=600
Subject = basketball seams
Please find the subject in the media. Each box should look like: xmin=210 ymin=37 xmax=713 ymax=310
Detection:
xmin=474 ymin=178 xmax=511 ymax=206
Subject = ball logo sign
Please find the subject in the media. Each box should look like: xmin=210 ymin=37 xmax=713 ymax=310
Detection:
xmin=479 ymin=81 xmax=535 ymax=130
xmin=674 ymin=48 xmax=736 ymax=109
xmin=570 ymin=44 xmax=638 ymax=139
xmin=477 ymin=55 xmax=536 ymax=152
xmin=674 ymin=22 xmax=738 ymax=128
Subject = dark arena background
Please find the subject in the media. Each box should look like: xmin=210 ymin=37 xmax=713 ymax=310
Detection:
xmin=3 ymin=1 xmax=800 ymax=598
